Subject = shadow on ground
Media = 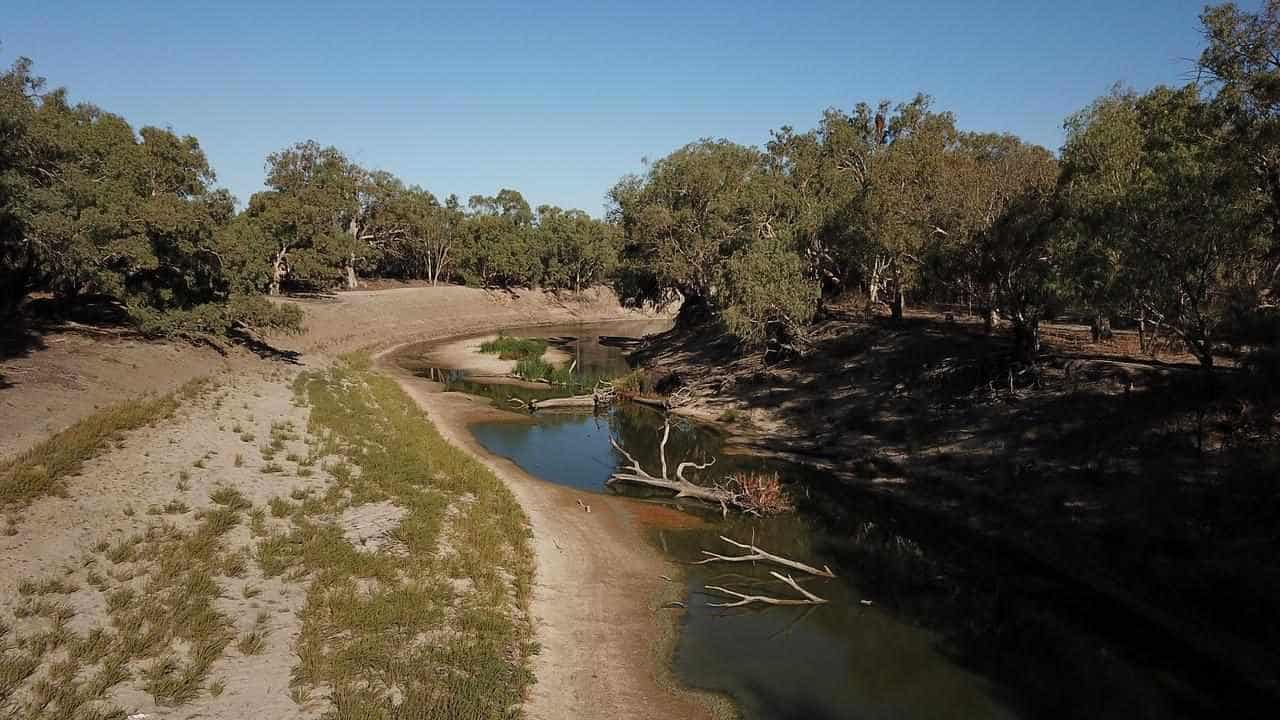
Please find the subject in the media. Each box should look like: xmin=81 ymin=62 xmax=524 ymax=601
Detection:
xmin=635 ymin=305 xmax=1280 ymax=718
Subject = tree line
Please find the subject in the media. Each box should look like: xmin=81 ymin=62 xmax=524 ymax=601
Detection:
xmin=0 ymin=62 xmax=618 ymax=340
xmin=610 ymin=1 xmax=1280 ymax=369
xmin=3 ymin=1 xmax=1279 ymax=368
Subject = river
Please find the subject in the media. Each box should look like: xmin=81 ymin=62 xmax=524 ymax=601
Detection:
xmin=393 ymin=320 xmax=1224 ymax=720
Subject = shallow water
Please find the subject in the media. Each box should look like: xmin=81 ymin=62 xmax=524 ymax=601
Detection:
xmin=394 ymin=321 xmax=1224 ymax=720
xmin=474 ymin=405 xmax=1019 ymax=720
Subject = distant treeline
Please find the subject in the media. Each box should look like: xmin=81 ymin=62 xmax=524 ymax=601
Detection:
xmin=2 ymin=2 xmax=1278 ymax=365
xmin=0 ymin=66 xmax=618 ymax=339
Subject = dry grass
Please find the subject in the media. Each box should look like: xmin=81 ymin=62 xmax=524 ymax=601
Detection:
xmin=3 ymin=499 xmax=247 ymax=717
xmin=0 ymin=378 xmax=209 ymax=507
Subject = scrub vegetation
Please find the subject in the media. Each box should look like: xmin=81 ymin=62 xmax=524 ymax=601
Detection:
xmin=275 ymin=357 xmax=537 ymax=718
xmin=0 ymin=377 xmax=210 ymax=507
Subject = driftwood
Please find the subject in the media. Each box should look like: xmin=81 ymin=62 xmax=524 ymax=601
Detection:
xmin=508 ymin=380 xmax=618 ymax=412
xmin=618 ymin=385 xmax=693 ymax=410
xmin=692 ymin=535 xmax=836 ymax=578
xmin=706 ymin=571 xmax=828 ymax=607
xmin=609 ymin=418 xmax=795 ymax=516
xmin=608 ymin=419 xmax=731 ymax=507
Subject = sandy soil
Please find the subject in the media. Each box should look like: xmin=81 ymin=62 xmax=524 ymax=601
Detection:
xmin=383 ymin=354 xmax=717 ymax=720
xmin=423 ymin=335 xmax=573 ymax=378
xmin=1 ymin=368 xmax=327 ymax=718
xmin=0 ymin=329 xmax=240 ymax=460
xmin=271 ymin=285 xmax=660 ymax=355
xmin=2 ymin=285 xmax=704 ymax=720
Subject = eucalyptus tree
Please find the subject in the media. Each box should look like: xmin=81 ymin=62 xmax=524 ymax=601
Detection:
xmin=765 ymin=101 xmax=893 ymax=300
xmin=1120 ymin=85 xmax=1266 ymax=368
xmin=1059 ymin=88 xmax=1144 ymax=343
xmin=952 ymin=134 xmax=1060 ymax=360
xmin=534 ymin=205 xmax=619 ymax=291
xmin=610 ymin=139 xmax=819 ymax=344
xmin=1199 ymin=0 xmax=1280 ymax=341
xmin=863 ymin=95 xmax=962 ymax=318
xmin=245 ymin=141 xmax=364 ymax=295
xmin=0 ymin=57 xmax=235 ymax=317
xmin=0 ymin=57 xmax=46 ymax=319
xmin=457 ymin=189 xmax=541 ymax=287
xmin=608 ymin=140 xmax=770 ymax=319
xmin=355 ymin=172 xmax=461 ymax=285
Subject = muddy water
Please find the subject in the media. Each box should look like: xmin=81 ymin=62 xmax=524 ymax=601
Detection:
xmin=394 ymin=322 xmax=1215 ymax=720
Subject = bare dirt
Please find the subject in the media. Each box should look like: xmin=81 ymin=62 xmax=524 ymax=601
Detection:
xmin=1 ymin=285 xmax=706 ymax=720
xmin=0 ymin=329 xmax=239 ymax=460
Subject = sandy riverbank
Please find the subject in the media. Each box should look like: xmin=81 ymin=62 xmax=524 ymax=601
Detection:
xmin=2 ymin=285 xmax=717 ymax=719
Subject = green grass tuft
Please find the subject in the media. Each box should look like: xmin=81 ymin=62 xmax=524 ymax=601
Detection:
xmin=0 ymin=379 xmax=208 ymax=507
xmin=479 ymin=334 xmax=548 ymax=360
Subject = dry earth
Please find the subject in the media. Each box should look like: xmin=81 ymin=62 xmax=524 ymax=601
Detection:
xmin=1 ymin=285 xmax=711 ymax=720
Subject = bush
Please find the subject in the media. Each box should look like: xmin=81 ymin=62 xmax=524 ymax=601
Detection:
xmin=129 ymin=295 xmax=303 ymax=340
xmin=479 ymin=335 xmax=547 ymax=360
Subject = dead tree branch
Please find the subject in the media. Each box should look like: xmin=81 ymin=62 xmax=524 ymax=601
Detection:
xmin=607 ymin=419 xmax=730 ymax=506
xmin=608 ymin=418 xmax=796 ymax=516
xmin=705 ymin=571 xmax=828 ymax=607
xmin=692 ymin=535 xmax=836 ymax=578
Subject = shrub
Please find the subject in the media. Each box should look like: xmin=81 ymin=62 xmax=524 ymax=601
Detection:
xmin=479 ymin=335 xmax=547 ymax=360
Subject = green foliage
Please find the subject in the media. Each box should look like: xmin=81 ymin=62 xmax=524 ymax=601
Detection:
xmin=0 ymin=57 xmax=235 ymax=316
xmin=479 ymin=335 xmax=548 ymax=360
xmin=287 ymin=360 xmax=536 ymax=716
xmin=610 ymin=140 xmax=770 ymax=308
xmin=721 ymin=235 xmax=821 ymax=346
xmin=535 ymin=205 xmax=620 ymax=290
xmin=129 ymin=294 xmax=303 ymax=340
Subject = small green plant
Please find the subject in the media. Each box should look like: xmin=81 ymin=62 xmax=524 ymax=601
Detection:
xmin=479 ymin=334 xmax=548 ymax=360
xmin=261 ymin=462 xmax=284 ymax=474
xmin=268 ymin=497 xmax=291 ymax=518
xmin=240 ymin=432 xmax=255 ymax=443
xmin=248 ymin=508 xmax=267 ymax=537
xmin=209 ymin=486 xmax=251 ymax=511
xmin=234 ymin=453 xmax=244 ymax=467
xmin=192 ymin=457 xmax=206 ymax=469
xmin=0 ymin=383 xmax=203 ymax=506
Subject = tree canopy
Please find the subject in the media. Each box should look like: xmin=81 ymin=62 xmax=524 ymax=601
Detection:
xmin=5 ymin=0 xmax=1280 ymax=365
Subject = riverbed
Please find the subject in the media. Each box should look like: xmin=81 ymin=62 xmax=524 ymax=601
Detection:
xmin=392 ymin=320 xmax=1225 ymax=720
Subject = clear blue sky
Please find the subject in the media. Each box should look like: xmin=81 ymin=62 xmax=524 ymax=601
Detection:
xmin=3 ymin=0 xmax=1237 ymax=216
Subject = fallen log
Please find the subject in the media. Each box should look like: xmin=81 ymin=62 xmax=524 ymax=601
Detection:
xmin=692 ymin=535 xmax=836 ymax=578
xmin=514 ymin=394 xmax=597 ymax=410
xmin=706 ymin=571 xmax=828 ymax=607
xmin=508 ymin=380 xmax=618 ymax=412
xmin=608 ymin=420 xmax=731 ymax=506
